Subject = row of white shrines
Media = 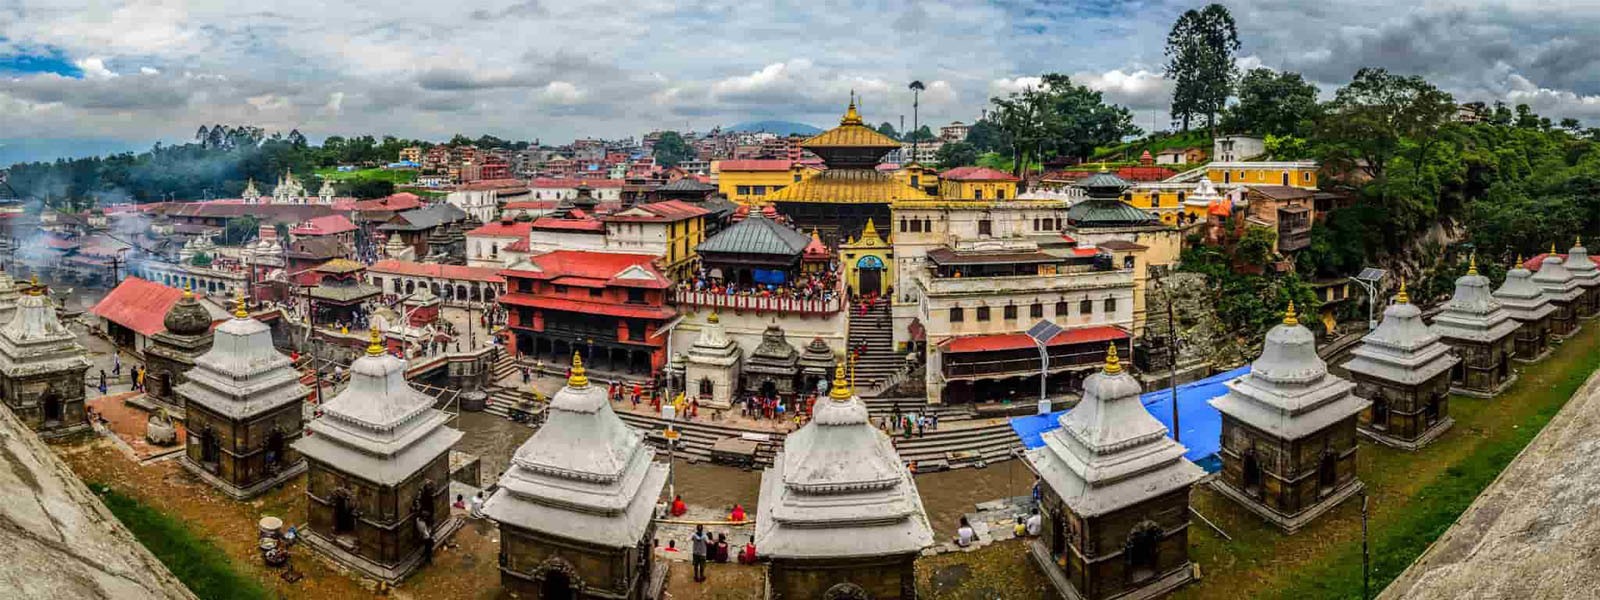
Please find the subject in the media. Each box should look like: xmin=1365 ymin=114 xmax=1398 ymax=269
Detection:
xmin=2 ymin=237 xmax=1592 ymax=599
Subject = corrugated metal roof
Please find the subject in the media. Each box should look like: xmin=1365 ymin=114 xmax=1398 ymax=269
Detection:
xmin=696 ymin=214 xmax=811 ymax=257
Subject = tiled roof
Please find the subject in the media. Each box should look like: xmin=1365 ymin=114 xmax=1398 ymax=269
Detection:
xmin=1523 ymin=253 xmax=1600 ymax=271
xmin=939 ymin=325 xmax=1129 ymax=353
xmin=90 ymin=277 xmax=192 ymax=337
xmin=467 ymin=220 xmax=534 ymax=238
xmin=378 ymin=203 xmax=467 ymax=231
xmin=1116 ymin=166 xmax=1177 ymax=182
xmin=504 ymin=239 xmax=530 ymax=252
xmin=499 ymin=251 xmax=668 ymax=289
xmin=1249 ymin=185 xmax=1315 ymax=200
xmin=697 ymin=214 xmax=811 ymax=257
xmin=369 ymin=259 xmax=506 ymax=283
xmin=940 ymin=166 xmax=1019 ymax=182
xmin=716 ymin=159 xmax=793 ymax=172
xmin=314 ymin=258 xmax=366 ymax=273
xmin=352 ymin=193 xmax=423 ymax=212
xmin=503 ymin=200 xmax=562 ymax=211
xmin=766 ymin=169 xmax=931 ymax=204
xmin=290 ymin=214 xmax=357 ymax=236
xmin=657 ymin=178 xmax=716 ymax=192
xmin=603 ymin=200 xmax=711 ymax=223
xmin=285 ymin=236 xmax=348 ymax=260
xmin=499 ymin=293 xmax=675 ymax=320
xmin=531 ymin=216 xmax=606 ymax=232
xmin=1066 ymin=199 xmax=1160 ymax=227
xmin=801 ymin=124 xmax=900 ymax=150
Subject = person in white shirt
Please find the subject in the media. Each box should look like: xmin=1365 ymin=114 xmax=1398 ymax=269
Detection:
xmin=955 ymin=516 xmax=976 ymax=547
xmin=469 ymin=491 xmax=485 ymax=519
xmin=1025 ymin=509 xmax=1042 ymax=536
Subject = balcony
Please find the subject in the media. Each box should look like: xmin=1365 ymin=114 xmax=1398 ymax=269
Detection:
xmin=669 ymin=289 xmax=842 ymax=315
xmin=917 ymin=268 xmax=1133 ymax=299
xmin=941 ymin=346 xmax=1109 ymax=379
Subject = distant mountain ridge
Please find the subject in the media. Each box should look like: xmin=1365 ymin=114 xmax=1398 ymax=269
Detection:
xmin=727 ymin=120 xmax=822 ymax=136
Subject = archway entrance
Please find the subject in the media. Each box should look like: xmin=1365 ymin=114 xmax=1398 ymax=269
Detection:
xmin=1318 ymin=452 xmax=1338 ymax=495
xmin=1126 ymin=524 xmax=1162 ymax=583
xmin=200 ymin=429 xmax=221 ymax=469
xmin=264 ymin=430 xmax=285 ymax=472
xmin=760 ymin=380 xmax=778 ymax=399
xmin=41 ymin=393 xmax=63 ymax=426
xmin=333 ymin=493 xmax=357 ymax=535
xmin=855 ymin=256 xmax=884 ymax=297
xmin=1242 ymin=450 xmax=1262 ymax=497
xmin=541 ymin=571 xmax=576 ymax=600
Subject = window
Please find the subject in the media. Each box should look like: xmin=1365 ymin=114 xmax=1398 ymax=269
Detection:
xmin=911 ymin=176 xmax=920 ymax=187
xmin=1104 ymin=298 xmax=1117 ymax=313
xmin=1223 ymin=171 xmax=1231 ymax=184
xmin=554 ymin=285 xmax=569 ymax=294
xmin=974 ymin=188 xmax=983 ymax=200
xmin=517 ymin=279 xmax=532 ymax=293
xmin=794 ymin=173 xmax=803 ymax=183
xmin=978 ymin=219 xmax=992 ymax=237
xmin=911 ymin=219 xmax=923 ymax=233
xmin=737 ymin=185 xmax=750 ymax=195
xmin=1281 ymin=172 xmax=1290 ymax=186
xmin=950 ymin=307 xmax=964 ymax=323
xmin=589 ymin=288 xmax=603 ymax=298
xmin=1033 ymin=218 xmax=1041 ymax=231
xmin=1055 ymin=301 xmax=1070 ymax=317
xmin=924 ymin=218 xmax=933 ymax=231
xmin=1080 ymin=299 xmax=1093 ymax=315
xmin=753 ymin=185 xmax=767 ymax=196
xmin=627 ymin=288 xmax=645 ymax=304
xmin=1004 ymin=304 xmax=1017 ymax=320
xmin=996 ymin=188 xmax=1006 ymax=200
xmin=1031 ymin=303 xmax=1044 ymax=318
xmin=900 ymin=218 xmax=908 ymax=232
xmin=976 ymin=306 xmax=991 ymax=321
xmin=1124 ymin=256 xmax=1136 ymax=269
xmin=517 ymin=307 xmax=532 ymax=325
xmin=1304 ymin=172 xmax=1312 ymax=182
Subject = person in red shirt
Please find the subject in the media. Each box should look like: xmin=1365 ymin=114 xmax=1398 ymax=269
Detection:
xmin=730 ymin=504 xmax=746 ymax=523
xmin=670 ymin=494 xmax=687 ymax=517
xmin=739 ymin=538 xmax=758 ymax=564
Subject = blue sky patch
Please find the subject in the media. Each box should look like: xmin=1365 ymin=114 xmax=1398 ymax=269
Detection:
xmin=0 ymin=45 xmax=82 ymax=78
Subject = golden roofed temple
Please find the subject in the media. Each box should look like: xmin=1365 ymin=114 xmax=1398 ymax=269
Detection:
xmin=770 ymin=97 xmax=929 ymax=245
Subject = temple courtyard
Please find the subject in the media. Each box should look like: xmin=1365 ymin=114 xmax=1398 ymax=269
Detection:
xmin=45 ymin=316 xmax=1600 ymax=599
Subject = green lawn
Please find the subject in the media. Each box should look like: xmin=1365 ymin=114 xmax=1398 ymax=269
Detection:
xmin=89 ymin=483 xmax=272 ymax=600
xmin=1179 ymin=321 xmax=1600 ymax=600
xmin=313 ymin=166 xmax=417 ymax=184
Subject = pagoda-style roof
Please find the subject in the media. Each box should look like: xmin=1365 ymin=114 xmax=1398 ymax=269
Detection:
xmin=756 ymin=363 xmax=933 ymax=559
xmin=1493 ymin=259 xmax=1557 ymax=323
xmin=766 ymin=169 xmax=932 ymax=204
xmin=178 ymin=299 xmax=309 ymax=420
xmin=747 ymin=324 xmax=799 ymax=375
xmin=306 ymin=280 xmax=382 ymax=304
xmin=687 ymin=313 xmax=741 ymax=364
xmin=1431 ymin=262 xmax=1520 ymax=344
xmin=1342 ymin=285 xmax=1458 ymax=385
xmin=802 ymin=229 xmax=830 ymax=261
xmin=1066 ymin=198 xmax=1161 ymax=228
xmin=293 ymin=330 xmax=462 ymax=485
xmin=0 ymin=287 xmax=92 ymax=379
xmin=697 ymin=212 xmax=811 ymax=257
xmin=798 ymin=337 xmax=834 ymax=377
xmin=801 ymin=101 xmax=901 ymax=153
xmin=1026 ymin=345 xmax=1203 ymax=517
xmin=0 ymin=270 xmax=18 ymax=325
xmin=1074 ymin=169 xmax=1132 ymax=198
xmin=1209 ymin=304 xmax=1368 ymax=440
xmin=483 ymin=355 xmax=668 ymax=547
xmin=1564 ymin=238 xmax=1599 ymax=288
xmin=1531 ymin=251 xmax=1584 ymax=302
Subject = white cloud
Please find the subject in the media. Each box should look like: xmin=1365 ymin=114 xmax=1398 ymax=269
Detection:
xmin=537 ymin=81 xmax=585 ymax=105
xmin=139 ymin=66 xmax=160 ymax=75
xmin=1073 ymin=69 xmax=1172 ymax=110
xmin=74 ymin=57 xmax=117 ymax=79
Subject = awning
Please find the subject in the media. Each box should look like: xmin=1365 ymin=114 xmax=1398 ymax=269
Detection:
xmin=939 ymin=325 xmax=1129 ymax=354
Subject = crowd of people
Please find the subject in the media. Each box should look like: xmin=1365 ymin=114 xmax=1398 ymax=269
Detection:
xmin=679 ymin=264 xmax=841 ymax=304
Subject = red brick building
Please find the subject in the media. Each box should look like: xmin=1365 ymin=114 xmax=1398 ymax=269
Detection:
xmin=498 ymin=251 xmax=674 ymax=375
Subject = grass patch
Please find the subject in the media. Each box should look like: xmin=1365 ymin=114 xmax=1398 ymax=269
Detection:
xmin=89 ymin=483 xmax=272 ymax=600
xmin=1180 ymin=322 xmax=1600 ymax=600
xmin=314 ymin=166 xmax=417 ymax=184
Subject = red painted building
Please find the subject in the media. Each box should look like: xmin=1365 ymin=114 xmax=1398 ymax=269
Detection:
xmin=498 ymin=251 xmax=674 ymax=375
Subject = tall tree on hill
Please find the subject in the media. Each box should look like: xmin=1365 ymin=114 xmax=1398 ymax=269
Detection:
xmin=651 ymin=131 xmax=694 ymax=167
xmin=1225 ymin=68 xmax=1321 ymax=137
xmin=1164 ymin=4 xmax=1240 ymax=133
xmin=934 ymin=142 xmax=979 ymax=167
xmin=876 ymin=122 xmax=901 ymax=141
xmin=1319 ymin=67 xmax=1455 ymax=197
xmin=989 ymin=74 xmax=1140 ymax=175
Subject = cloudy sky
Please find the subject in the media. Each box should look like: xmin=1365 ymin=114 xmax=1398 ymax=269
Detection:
xmin=2 ymin=0 xmax=1599 ymax=163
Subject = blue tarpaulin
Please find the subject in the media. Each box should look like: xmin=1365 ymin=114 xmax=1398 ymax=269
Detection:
xmin=752 ymin=268 xmax=788 ymax=285
xmin=1008 ymin=365 xmax=1251 ymax=473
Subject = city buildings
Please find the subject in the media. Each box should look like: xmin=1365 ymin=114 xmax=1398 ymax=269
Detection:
xmin=499 ymin=251 xmax=675 ymax=375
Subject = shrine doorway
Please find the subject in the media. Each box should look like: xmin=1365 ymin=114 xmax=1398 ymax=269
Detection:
xmin=200 ymin=429 xmax=221 ymax=469
xmin=264 ymin=430 xmax=285 ymax=471
xmin=333 ymin=492 xmax=357 ymax=535
xmin=40 ymin=393 xmax=63 ymax=426
xmin=1126 ymin=523 xmax=1162 ymax=584
xmin=1242 ymin=450 xmax=1263 ymax=498
xmin=760 ymin=380 xmax=778 ymax=399
xmin=541 ymin=571 xmax=576 ymax=600
xmin=1371 ymin=398 xmax=1389 ymax=430
xmin=698 ymin=378 xmax=714 ymax=399
xmin=1318 ymin=452 xmax=1338 ymax=495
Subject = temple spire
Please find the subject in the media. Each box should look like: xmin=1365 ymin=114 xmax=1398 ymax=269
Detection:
xmin=28 ymin=274 xmax=40 ymax=296
xmin=1103 ymin=342 xmax=1122 ymax=375
xmin=366 ymin=325 xmax=383 ymax=356
xmin=183 ymin=281 xmax=194 ymax=299
xmin=233 ymin=290 xmax=247 ymax=318
xmin=829 ymin=359 xmax=852 ymax=401
xmin=1396 ymin=278 xmax=1410 ymax=304
xmin=1468 ymin=253 xmax=1478 ymax=276
xmin=840 ymin=95 xmax=863 ymax=126
xmin=568 ymin=352 xmax=589 ymax=388
xmin=1284 ymin=300 xmax=1298 ymax=326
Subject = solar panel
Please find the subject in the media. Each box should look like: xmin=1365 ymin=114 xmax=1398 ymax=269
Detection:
xmin=1356 ymin=267 xmax=1387 ymax=282
xmin=1026 ymin=320 xmax=1064 ymax=345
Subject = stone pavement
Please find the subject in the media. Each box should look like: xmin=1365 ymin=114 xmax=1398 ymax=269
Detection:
xmin=1380 ymin=366 xmax=1600 ymax=600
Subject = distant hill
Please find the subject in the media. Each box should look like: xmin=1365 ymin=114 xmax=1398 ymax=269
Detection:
xmin=728 ymin=121 xmax=822 ymax=136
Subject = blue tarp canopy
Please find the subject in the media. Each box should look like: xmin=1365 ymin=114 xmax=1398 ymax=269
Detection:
xmin=752 ymin=268 xmax=788 ymax=285
xmin=1008 ymin=365 xmax=1250 ymax=473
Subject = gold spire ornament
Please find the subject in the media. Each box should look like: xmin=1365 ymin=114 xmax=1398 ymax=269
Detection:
xmin=707 ymin=311 xmax=720 ymax=324
xmin=27 ymin=274 xmax=41 ymax=296
xmin=841 ymin=95 xmax=863 ymax=126
xmin=830 ymin=359 xmax=852 ymax=401
xmin=183 ymin=281 xmax=194 ymax=299
xmin=1284 ymin=300 xmax=1299 ymax=326
xmin=1468 ymin=253 xmax=1478 ymax=276
xmin=568 ymin=352 xmax=589 ymax=388
xmin=1103 ymin=342 xmax=1123 ymax=375
xmin=1396 ymin=278 xmax=1410 ymax=304
xmin=234 ymin=290 xmax=248 ymax=318
xmin=366 ymin=325 xmax=384 ymax=356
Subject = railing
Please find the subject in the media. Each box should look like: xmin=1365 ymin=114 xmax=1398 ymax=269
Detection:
xmin=670 ymin=289 xmax=843 ymax=314
xmin=941 ymin=347 xmax=1108 ymax=379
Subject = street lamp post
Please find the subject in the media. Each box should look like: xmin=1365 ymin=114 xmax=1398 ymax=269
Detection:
xmin=1026 ymin=320 xmax=1064 ymax=415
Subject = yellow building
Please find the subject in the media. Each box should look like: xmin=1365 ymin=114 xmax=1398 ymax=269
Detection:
xmin=937 ymin=166 xmax=1019 ymax=200
xmin=889 ymin=163 xmax=941 ymax=195
xmin=398 ymin=146 xmax=422 ymax=164
xmin=840 ymin=219 xmax=893 ymax=297
xmin=1206 ymin=161 xmax=1319 ymax=188
xmin=602 ymin=201 xmax=708 ymax=278
xmin=769 ymin=100 xmax=930 ymax=244
xmin=1119 ymin=185 xmax=1191 ymax=226
xmin=712 ymin=159 xmax=817 ymax=204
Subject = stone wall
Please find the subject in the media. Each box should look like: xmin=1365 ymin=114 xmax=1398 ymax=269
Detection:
xmin=498 ymin=526 xmax=644 ymax=599
xmin=304 ymin=454 xmax=450 ymax=569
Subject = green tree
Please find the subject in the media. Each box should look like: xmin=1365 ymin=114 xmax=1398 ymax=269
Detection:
xmin=1318 ymin=67 xmax=1456 ymax=188
xmin=934 ymin=142 xmax=979 ymax=167
xmin=988 ymin=74 xmax=1139 ymax=175
xmin=964 ymin=119 xmax=1005 ymax=153
xmin=875 ymin=122 xmax=901 ymax=141
xmin=1560 ymin=117 xmax=1582 ymax=132
xmin=904 ymin=125 xmax=937 ymax=143
xmin=651 ymin=131 xmax=694 ymax=167
xmin=1514 ymin=104 xmax=1540 ymax=129
xmin=222 ymin=216 xmax=260 ymax=245
xmin=1226 ymin=68 xmax=1321 ymax=137
xmin=1490 ymin=101 xmax=1513 ymax=126
xmin=344 ymin=178 xmax=394 ymax=199
xmin=1164 ymin=3 xmax=1240 ymax=132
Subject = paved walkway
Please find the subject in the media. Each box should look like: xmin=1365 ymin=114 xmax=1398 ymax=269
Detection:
xmin=1380 ymin=366 xmax=1600 ymax=599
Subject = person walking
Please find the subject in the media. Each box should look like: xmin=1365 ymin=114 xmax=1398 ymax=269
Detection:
xmin=691 ymin=525 xmax=709 ymax=583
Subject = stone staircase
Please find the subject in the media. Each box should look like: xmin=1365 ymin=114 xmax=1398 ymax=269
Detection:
xmin=862 ymin=396 xmax=976 ymax=421
xmin=614 ymin=411 xmax=784 ymax=467
xmin=848 ymin=300 xmax=903 ymax=397
xmin=490 ymin=352 xmax=520 ymax=381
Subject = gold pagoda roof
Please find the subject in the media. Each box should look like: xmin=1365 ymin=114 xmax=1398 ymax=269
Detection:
xmin=801 ymin=100 xmax=901 ymax=150
xmin=767 ymin=169 xmax=932 ymax=204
